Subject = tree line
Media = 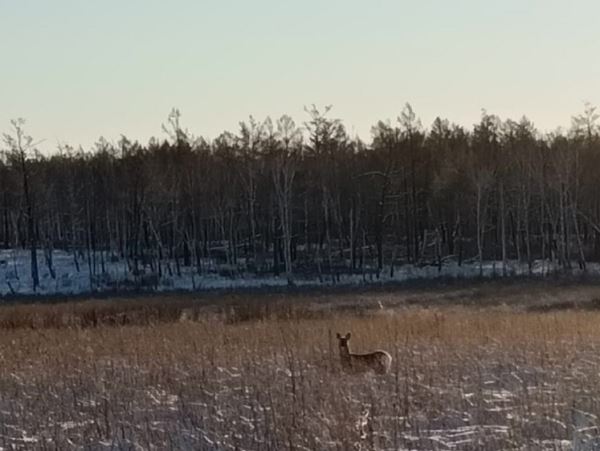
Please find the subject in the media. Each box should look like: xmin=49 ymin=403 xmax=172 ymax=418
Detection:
xmin=3 ymin=104 xmax=600 ymax=290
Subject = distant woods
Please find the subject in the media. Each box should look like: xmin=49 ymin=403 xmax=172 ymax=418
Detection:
xmin=3 ymin=104 xmax=600 ymax=287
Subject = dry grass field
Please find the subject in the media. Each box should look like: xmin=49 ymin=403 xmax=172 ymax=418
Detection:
xmin=3 ymin=280 xmax=600 ymax=450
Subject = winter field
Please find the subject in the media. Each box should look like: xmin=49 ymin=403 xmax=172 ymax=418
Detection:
xmin=2 ymin=282 xmax=600 ymax=449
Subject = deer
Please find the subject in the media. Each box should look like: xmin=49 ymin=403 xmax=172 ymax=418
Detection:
xmin=336 ymin=332 xmax=392 ymax=374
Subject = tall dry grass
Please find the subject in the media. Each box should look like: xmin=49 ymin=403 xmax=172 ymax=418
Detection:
xmin=0 ymin=300 xmax=600 ymax=450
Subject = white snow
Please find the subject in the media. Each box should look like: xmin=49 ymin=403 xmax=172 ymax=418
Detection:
xmin=0 ymin=248 xmax=593 ymax=297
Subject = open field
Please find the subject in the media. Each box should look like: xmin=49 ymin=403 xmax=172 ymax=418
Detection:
xmin=2 ymin=280 xmax=600 ymax=450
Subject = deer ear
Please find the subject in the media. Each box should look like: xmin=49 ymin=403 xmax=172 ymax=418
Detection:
xmin=345 ymin=332 xmax=351 ymax=340
xmin=336 ymin=333 xmax=342 ymax=339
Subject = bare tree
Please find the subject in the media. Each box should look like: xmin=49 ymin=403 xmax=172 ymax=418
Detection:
xmin=271 ymin=115 xmax=301 ymax=284
xmin=3 ymin=119 xmax=39 ymax=291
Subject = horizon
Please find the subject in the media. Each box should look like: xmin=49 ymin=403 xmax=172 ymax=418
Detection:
xmin=2 ymin=0 xmax=600 ymax=152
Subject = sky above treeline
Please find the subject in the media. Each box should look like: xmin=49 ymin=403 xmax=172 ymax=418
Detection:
xmin=1 ymin=0 xmax=599 ymax=152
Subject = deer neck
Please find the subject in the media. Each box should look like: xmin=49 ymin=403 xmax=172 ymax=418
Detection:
xmin=339 ymin=344 xmax=351 ymax=362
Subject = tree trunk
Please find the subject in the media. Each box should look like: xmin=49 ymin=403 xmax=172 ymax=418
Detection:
xmin=499 ymin=182 xmax=507 ymax=276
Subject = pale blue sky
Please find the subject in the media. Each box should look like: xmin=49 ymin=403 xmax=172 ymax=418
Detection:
xmin=1 ymin=0 xmax=599 ymax=151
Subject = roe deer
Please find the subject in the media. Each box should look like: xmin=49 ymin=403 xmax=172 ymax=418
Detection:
xmin=336 ymin=332 xmax=392 ymax=374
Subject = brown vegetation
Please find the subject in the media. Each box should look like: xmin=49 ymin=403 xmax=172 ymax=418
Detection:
xmin=1 ymin=283 xmax=600 ymax=449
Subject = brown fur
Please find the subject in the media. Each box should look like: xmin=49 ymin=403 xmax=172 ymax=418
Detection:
xmin=336 ymin=332 xmax=392 ymax=374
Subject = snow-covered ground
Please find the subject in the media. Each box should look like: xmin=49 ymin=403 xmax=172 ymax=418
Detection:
xmin=0 ymin=248 xmax=595 ymax=297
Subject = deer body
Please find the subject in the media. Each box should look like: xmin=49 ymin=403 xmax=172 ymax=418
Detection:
xmin=336 ymin=332 xmax=392 ymax=374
